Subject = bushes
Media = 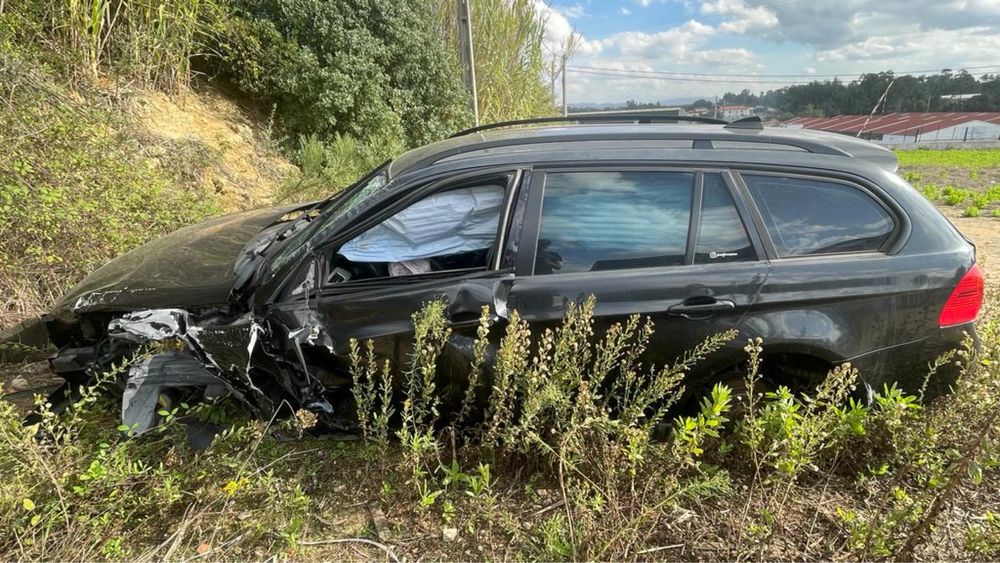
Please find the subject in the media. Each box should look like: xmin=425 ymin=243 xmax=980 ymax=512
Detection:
xmin=205 ymin=0 xmax=469 ymax=149
xmin=343 ymin=296 xmax=1000 ymax=560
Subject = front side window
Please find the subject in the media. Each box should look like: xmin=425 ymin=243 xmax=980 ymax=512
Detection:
xmin=743 ymin=174 xmax=894 ymax=257
xmin=331 ymin=180 xmax=507 ymax=282
xmin=534 ymin=171 xmax=693 ymax=275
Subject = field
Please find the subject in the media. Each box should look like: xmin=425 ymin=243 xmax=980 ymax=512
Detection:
xmin=1 ymin=149 xmax=999 ymax=561
xmin=900 ymin=148 xmax=1000 ymax=280
xmin=901 ymin=148 xmax=1000 ymax=224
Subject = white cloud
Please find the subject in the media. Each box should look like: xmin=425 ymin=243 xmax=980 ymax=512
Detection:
xmin=552 ymin=0 xmax=1000 ymax=104
xmin=715 ymin=0 xmax=1000 ymax=49
xmin=600 ymin=20 xmax=715 ymax=59
xmin=534 ymin=1 xmax=603 ymax=55
xmin=814 ymin=25 xmax=1000 ymax=66
xmin=700 ymin=0 xmax=778 ymax=35
xmin=561 ymin=3 xmax=586 ymax=18
xmin=689 ymin=48 xmax=760 ymax=70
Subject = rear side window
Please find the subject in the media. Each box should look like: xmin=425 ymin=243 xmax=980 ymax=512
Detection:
xmin=535 ymin=171 xmax=693 ymax=274
xmin=743 ymin=174 xmax=894 ymax=257
xmin=695 ymin=174 xmax=756 ymax=264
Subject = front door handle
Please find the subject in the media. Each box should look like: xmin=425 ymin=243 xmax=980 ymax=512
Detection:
xmin=667 ymin=298 xmax=736 ymax=318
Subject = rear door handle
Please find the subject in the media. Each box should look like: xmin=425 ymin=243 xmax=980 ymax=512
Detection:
xmin=449 ymin=311 xmax=500 ymax=328
xmin=667 ymin=298 xmax=735 ymax=318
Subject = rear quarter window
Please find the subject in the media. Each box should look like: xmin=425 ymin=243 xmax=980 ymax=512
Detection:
xmin=742 ymin=174 xmax=895 ymax=257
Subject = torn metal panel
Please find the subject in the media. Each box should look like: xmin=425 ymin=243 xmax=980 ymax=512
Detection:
xmin=107 ymin=309 xmax=277 ymax=419
xmin=269 ymin=273 xmax=512 ymax=359
xmin=108 ymin=309 xmax=190 ymax=344
xmin=122 ymin=351 xmax=230 ymax=435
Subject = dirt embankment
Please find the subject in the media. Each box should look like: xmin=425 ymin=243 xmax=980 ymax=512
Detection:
xmin=133 ymin=89 xmax=295 ymax=212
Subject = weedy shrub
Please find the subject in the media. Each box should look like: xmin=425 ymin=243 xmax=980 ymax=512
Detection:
xmin=966 ymin=510 xmax=1000 ymax=557
xmin=349 ymin=338 xmax=393 ymax=453
xmin=339 ymin=293 xmax=1000 ymax=559
xmin=941 ymin=185 xmax=971 ymax=206
xmin=356 ymin=296 xmax=740 ymax=558
xmin=829 ymin=321 xmax=1000 ymax=560
xmin=5 ymin=294 xmax=1000 ymax=560
xmin=1 ymin=357 xmax=319 ymax=559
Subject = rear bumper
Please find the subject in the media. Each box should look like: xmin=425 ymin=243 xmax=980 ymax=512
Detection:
xmin=848 ymin=322 xmax=978 ymax=401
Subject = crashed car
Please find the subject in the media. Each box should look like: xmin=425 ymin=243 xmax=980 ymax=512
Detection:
xmin=17 ymin=113 xmax=985 ymax=435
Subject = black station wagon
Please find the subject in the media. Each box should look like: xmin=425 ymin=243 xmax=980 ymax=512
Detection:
xmin=14 ymin=114 xmax=985 ymax=434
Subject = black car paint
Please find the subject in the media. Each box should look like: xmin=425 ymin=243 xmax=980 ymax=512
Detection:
xmin=48 ymin=203 xmax=306 ymax=321
xmin=32 ymin=123 xmax=978 ymax=431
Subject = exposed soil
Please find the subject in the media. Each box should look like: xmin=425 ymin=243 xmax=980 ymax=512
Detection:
xmin=939 ymin=206 xmax=1000 ymax=280
xmin=132 ymin=89 xmax=295 ymax=212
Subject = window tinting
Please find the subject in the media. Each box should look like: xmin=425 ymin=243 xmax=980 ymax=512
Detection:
xmin=535 ymin=172 xmax=693 ymax=275
xmin=743 ymin=174 xmax=894 ymax=257
xmin=695 ymin=174 xmax=756 ymax=264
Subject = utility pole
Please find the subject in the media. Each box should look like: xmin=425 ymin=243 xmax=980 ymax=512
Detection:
xmin=550 ymin=58 xmax=558 ymax=99
xmin=713 ymin=95 xmax=719 ymax=119
xmin=457 ymin=0 xmax=479 ymax=126
xmin=561 ymin=51 xmax=569 ymax=116
xmin=558 ymin=33 xmax=580 ymax=117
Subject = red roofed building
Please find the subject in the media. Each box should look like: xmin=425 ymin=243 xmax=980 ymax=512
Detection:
xmin=782 ymin=112 xmax=1000 ymax=144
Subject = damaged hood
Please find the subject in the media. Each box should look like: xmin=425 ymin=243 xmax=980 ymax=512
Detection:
xmin=54 ymin=204 xmax=305 ymax=317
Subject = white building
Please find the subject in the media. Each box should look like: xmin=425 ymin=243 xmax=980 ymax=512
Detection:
xmin=720 ymin=105 xmax=754 ymax=121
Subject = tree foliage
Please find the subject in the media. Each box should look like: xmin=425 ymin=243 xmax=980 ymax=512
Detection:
xmin=721 ymin=71 xmax=1000 ymax=116
xmin=205 ymin=0 xmax=470 ymax=149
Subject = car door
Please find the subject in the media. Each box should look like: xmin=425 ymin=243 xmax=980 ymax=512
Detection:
xmin=732 ymin=171 xmax=905 ymax=372
xmin=264 ymin=168 xmax=527 ymax=389
xmin=506 ymin=167 xmax=770 ymax=379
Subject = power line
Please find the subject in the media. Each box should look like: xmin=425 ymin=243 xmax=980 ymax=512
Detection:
xmin=568 ymin=68 xmax=832 ymax=85
xmin=568 ymin=63 xmax=1000 ymax=80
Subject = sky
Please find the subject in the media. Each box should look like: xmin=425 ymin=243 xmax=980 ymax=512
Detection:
xmin=535 ymin=0 xmax=1000 ymax=104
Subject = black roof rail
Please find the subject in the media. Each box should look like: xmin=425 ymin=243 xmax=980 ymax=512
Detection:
xmin=449 ymin=111 xmax=728 ymax=138
xmin=402 ymin=130 xmax=854 ymax=172
xmin=723 ymin=115 xmax=764 ymax=131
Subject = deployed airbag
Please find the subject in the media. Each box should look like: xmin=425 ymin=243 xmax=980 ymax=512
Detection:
xmin=339 ymin=185 xmax=504 ymax=262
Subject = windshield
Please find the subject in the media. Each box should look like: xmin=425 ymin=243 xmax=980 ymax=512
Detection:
xmin=267 ymin=166 xmax=390 ymax=274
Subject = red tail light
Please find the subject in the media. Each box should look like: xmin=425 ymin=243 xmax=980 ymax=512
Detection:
xmin=939 ymin=263 xmax=985 ymax=328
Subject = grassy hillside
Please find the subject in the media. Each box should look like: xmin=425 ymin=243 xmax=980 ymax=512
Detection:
xmin=0 ymin=48 xmax=291 ymax=330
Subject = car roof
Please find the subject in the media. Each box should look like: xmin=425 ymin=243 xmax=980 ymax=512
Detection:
xmin=387 ymin=122 xmax=898 ymax=180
